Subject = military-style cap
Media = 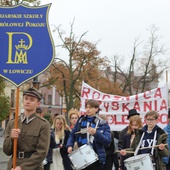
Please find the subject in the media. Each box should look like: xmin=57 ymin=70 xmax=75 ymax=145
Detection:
xmin=23 ymin=88 xmax=42 ymax=100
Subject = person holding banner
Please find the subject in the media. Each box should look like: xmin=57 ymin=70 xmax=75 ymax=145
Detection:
xmin=120 ymin=110 xmax=169 ymax=170
xmin=3 ymin=88 xmax=51 ymax=170
xmin=67 ymin=99 xmax=111 ymax=170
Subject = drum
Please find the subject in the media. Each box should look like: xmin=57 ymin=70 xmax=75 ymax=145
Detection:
xmin=124 ymin=154 xmax=154 ymax=170
xmin=68 ymin=144 xmax=98 ymax=170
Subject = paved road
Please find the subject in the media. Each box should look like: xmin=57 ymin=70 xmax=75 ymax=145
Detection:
xmin=0 ymin=136 xmax=117 ymax=170
xmin=0 ymin=136 xmax=9 ymax=170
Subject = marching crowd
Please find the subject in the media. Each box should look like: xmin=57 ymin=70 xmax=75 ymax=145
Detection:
xmin=2 ymin=87 xmax=170 ymax=170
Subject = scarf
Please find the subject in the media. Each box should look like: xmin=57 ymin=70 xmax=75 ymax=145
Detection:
xmin=78 ymin=116 xmax=96 ymax=146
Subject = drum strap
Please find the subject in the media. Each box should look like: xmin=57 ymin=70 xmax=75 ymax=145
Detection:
xmin=87 ymin=122 xmax=90 ymax=143
xmin=134 ymin=130 xmax=157 ymax=156
xmin=151 ymin=130 xmax=157 ymax=155
xmin=134 ymin=132 xmax=145 ymax=156
xmin=87 ymin=120 xmax=100 ymax=144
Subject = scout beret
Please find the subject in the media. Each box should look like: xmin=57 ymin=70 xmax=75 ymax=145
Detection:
xmin=23 ymin=88 xmax=42 ymax=100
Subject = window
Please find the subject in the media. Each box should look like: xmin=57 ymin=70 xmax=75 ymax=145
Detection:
xmin=48 ymin=95 xmax=52 ymax=105
xmin=11 ymin=89 xmax=15 ymax=107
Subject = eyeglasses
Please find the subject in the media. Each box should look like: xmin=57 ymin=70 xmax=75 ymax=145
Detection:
xmin=146 ymin=118 xmax=155 ymax=122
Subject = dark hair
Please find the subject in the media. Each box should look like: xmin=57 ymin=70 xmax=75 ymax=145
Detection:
xmin=85 ymin=99 xmax=99 ymax=108
xmin=53 ymin=113 xmax=59 ymax=117
xmin=36 ymin=107 xmax=42 ymax=114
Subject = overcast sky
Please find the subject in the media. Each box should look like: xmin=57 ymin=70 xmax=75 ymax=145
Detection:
xmin=42 ymin=0 xmax=170 ymax=83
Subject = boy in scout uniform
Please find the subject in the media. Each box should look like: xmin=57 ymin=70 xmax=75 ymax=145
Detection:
xmin=3 ymin=88 xmax=50 ymax=170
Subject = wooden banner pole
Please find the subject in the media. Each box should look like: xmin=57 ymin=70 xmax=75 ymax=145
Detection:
xmin=13 ymin=87 xmax=20 ymax=168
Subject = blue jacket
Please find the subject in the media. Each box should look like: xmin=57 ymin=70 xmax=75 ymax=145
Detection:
xmin=163 ymin=124 xmax=170 ymax=164
xmin=66 ymin=115 xmax=111 ymax=164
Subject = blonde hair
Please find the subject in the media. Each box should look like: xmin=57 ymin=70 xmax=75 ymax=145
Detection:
xmin=53 ymin=115 xmax=71 ymax=141
xmin=127 ymin=115 xmax=143 ymax=134
xmin=68 ymin=108 xmax=79 ymax=120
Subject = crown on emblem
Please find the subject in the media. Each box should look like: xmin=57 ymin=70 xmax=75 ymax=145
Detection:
xmin=15 ymin=39 xmax=29 ymax=50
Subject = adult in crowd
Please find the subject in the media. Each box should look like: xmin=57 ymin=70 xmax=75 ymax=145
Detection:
xmin=68 ymin=108 xmax=79 ymax=129
xmin=120 ymin=115 xmax=143 ymax=170
xmin=163 ymin=109 xmax=170 ymax=170
xmin=3 ymin=88 xmax=50 ymax=170
xmin=67 ymin=99 xmax=111 ymax=170
xmin=120 ymin=110 xmax=169 ymax=170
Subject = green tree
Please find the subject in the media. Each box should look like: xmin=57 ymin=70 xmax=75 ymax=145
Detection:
xmin=0 ymin=78 xmax=10 ymax=123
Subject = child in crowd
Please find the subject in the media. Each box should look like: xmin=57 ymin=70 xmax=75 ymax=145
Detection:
xmin=68 ymin=108 xmax=79 ymax=129
xmin=67 ymin=99 xmax=111 ymax=170
xmin=120 ymin=115 xmax=143 ymax=170
xmin=51 ymin=115 xmax=73 ymax=170
xmin=120 ymin=110 xmax=169 ymax=170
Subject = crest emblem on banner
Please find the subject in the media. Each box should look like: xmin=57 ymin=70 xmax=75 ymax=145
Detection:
xmin=0 ymin=4 xmax=54 ymax=87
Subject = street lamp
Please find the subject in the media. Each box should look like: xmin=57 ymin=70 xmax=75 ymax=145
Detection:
xmin=32 ymin=76 xmax=40 ymax=89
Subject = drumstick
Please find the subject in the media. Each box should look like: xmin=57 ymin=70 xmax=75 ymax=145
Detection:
xmin=116 ymin=150 xmax=135 ymax=154
xmin=75 ymin=131 xmax=85 ymax=134
xmin=75 ymin=127 xmax=99 ymax=134
xmin=139 ymin=143 xmax=168 ymax=150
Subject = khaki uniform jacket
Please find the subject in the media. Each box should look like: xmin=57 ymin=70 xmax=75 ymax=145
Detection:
xmin=3 ymin=113 xmax=50 ymax=170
